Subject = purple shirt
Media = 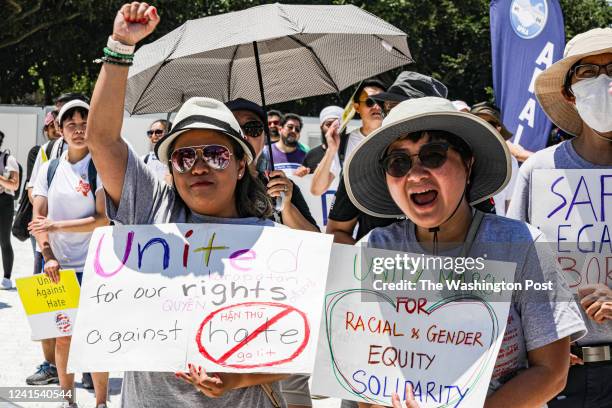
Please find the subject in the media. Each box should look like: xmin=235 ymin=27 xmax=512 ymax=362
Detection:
xmin=264 ymin=143 xmax=306 ymax=170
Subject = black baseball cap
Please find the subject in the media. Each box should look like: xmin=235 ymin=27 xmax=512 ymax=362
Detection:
xmin=226 ymin=98 xmax=267 ymax=125
xmin=371 ymin=71 xmax=448 ymax=103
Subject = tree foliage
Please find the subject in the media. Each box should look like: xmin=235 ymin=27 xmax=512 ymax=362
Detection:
xmin=0 ymin=0 xmax=609 ymax=114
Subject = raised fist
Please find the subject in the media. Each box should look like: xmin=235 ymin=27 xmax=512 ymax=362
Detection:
xmin=113 ymin=2 xmax=160 ymax=46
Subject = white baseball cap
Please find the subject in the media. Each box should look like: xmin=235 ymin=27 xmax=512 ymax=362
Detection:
xmin=155 ymin=97 xmax=254 ymax=165
xmin=57 ymin=99 xmax=90 ymax=126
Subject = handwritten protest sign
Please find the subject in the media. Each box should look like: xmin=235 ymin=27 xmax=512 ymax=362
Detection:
xmin=532 ymin=169 xmax=611 ymax=292
xmin=311 ymin=244 xmax=513 ymax=407
xmin=288 ymin=173 xmax=339 ymax=230
xmin=68 ymin=223 xmax=333 ymax=373
xmin=16 ymin=270 xmax=81 ymax=340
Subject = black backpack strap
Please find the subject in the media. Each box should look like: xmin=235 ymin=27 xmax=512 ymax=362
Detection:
xmin=44 ymin=139 xmax=57 ymax=161
xmin=88 ymin=159 xmax=97 ymax=202
xmin=337 ymin=128 xmax=349 ymax=168
xmin=46 ymin=159 xmax=60 ymax=189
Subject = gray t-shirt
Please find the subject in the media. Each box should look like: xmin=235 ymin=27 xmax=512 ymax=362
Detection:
xmin=106 ymin=147 xmax=285 ymax=408
xmin=506 ymin=140 xmax=612 ymax=345
xmin=367 ymin=214 xmax=586 ymax=391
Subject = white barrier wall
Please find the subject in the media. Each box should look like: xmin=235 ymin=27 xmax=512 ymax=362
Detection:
xmin=0 ymin=106 xmax=43 ymax=192
xmin=0 ymin=104 xmax=360 ymax=193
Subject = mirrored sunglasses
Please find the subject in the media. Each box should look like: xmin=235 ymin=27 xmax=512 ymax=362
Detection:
xmin=170 ymin=144 xmax=233 ymax=173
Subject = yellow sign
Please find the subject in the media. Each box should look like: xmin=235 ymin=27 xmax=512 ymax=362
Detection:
xmin=16 ymin=270 xmax=81 ymax=315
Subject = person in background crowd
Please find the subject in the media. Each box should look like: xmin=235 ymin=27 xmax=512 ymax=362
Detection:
xmin=45 ymin=110 xmax=60 ymax=141
xmin=346 ymin=97 xmax=586 ymax=408
xmin=267 ymin=109 xmax=282 ymax=143
xmin=325 ymin=73 xmax=449 ymax=245
xmin=294 ymin=105 xmax=344 ymax=177
xmin=28 ymin=93 xmax=91 ymax=197
xmin=310 ymin=79 xmax=385 ymax=196
xmin=0 ymin=130 xmax=20 ymax=290
xmin=85 ymin=4 xmax=289 ymax=407
xmin=262 ymin=113 xmax=307 ymax=168
xmin=30 ymin=100 xmax=110 ymax=408
xmin=507 ymin=27 xmax=612 ymax=408
xmin=452 ymin=100 xmax=470 ymax=112
xmin=470 ymin=102 xmax=518 ymax=216
xmin=142 ymin=119 xmax=172 ymax=183
xmin=226 ymin=98 xmax=319 ymax=233
xmin=369 ymin=72 xmax=446 ymax=117
xmin=22 ymin=111 xmax=60 ymax=386
xmin=25 ymin=95 xmax=95 ymax=389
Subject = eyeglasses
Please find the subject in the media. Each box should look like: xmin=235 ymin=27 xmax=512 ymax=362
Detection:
xmin=358 ymin=98 xmax=380 ymax=108
xmin=285 ymin=124 xmax=301 ymax=132
xmin=268 ymin=119 xmax=280 ymax=126
xmin=380 ymin=142 xmax=450 ymax=177
xmin=572 ymin=63 xmax=612 ymax=79
xmin=241 ymin=121 xmax=264 ymax=138
xmin=170 ymin=144 xmax=233 ymax=173
xmin=147 ymin=129 xmax=165 ymax=137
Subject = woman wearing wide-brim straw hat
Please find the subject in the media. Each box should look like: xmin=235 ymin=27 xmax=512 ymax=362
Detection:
xmin=343 ymin=97 xmax=586 ymax=408
xmin=507 ymin=28 xmax=612 ymax=408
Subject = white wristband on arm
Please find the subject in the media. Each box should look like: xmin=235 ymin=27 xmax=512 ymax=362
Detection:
xmin=107 ymin=36 xmax=135 ymax=55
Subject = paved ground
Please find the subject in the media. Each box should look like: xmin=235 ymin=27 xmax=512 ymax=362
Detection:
xmin=0 ymin=236 xmax=341 ymax=408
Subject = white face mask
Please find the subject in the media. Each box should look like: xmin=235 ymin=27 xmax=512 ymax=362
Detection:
xmin=571 ymin=74 xmax=612 ymax=133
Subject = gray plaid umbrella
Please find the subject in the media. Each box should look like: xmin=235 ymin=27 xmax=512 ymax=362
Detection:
xmin=125 ymin=3 xmax=412 ymax=114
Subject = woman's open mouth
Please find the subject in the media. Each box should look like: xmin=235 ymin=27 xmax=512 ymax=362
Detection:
xmin=410 ymin=189 xmax=438 ymax=206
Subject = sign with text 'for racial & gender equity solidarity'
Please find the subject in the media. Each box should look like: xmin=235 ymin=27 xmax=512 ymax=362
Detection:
xmin=67 ymin=224 xmax=333 ymax=373
xmin=311 ymin=244 xmax=514 ymax=407
xmin=531 ymin=170 xmax=612 ymax=293
xmin=16 ymin=270 xmax=81 ymax=340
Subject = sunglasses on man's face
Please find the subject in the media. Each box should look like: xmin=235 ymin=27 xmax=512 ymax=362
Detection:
xmin=241 ymin=121 xmax=264 ymax=138
xmin=147 ymin=129 xmax=165 ymax=137
xmin=358 ymin=97 xmax=380 ymax=108
xmin=381 ymin=142 xmax=450 ymax=177
xmin=170 ymin=144 xmax=233 ymax=173
xmin=268 ymin=119 xmax=280 ymax=126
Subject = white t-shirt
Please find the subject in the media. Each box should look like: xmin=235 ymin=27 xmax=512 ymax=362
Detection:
xmin=330 ymin=128 xmax=366 ymax=177
xmin=32 ymin=152 xmax=103 ymax=272
xmin=0 ymin=153 xmax=19 ymax=196
xmin=493 ymin=155 xmax=519 ymax=217
xmin=141 ymin=151 xmax=169 ymax=183
xmin=28 ymin=138 xmax=67 ymax=189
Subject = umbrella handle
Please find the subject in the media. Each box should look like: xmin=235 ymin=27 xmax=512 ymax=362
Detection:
xmin=275 ymin=192 xmax=286 ymax=212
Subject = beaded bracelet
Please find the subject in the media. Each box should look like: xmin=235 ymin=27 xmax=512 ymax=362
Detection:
xmin=94 ymin=56 xmax=133 ymax=66
xmin=103 ymin=47 xmax=134 ymax=60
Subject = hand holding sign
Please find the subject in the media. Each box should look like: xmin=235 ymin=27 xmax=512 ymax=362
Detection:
xmin=176 ymin=364 xmax=238 ymax=398
xmin=367 ymin=384 xmax=421 ymax=408
xmin=44 ymin=259 xmax=61 ymax=284
xmin=579 ymin=284 xmax=612 ymax=323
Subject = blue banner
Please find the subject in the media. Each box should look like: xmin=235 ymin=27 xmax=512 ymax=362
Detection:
xmin=490 ymin=0 xmax=565 ymax=152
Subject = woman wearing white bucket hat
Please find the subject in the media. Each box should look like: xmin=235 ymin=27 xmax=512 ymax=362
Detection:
xmin=344 ymin=97 xmax=586 ymax=408
xmin=84 ymin=3 xmax=288 ymax=408
xmin=507 ymin=27 xmax=612 ymax=408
